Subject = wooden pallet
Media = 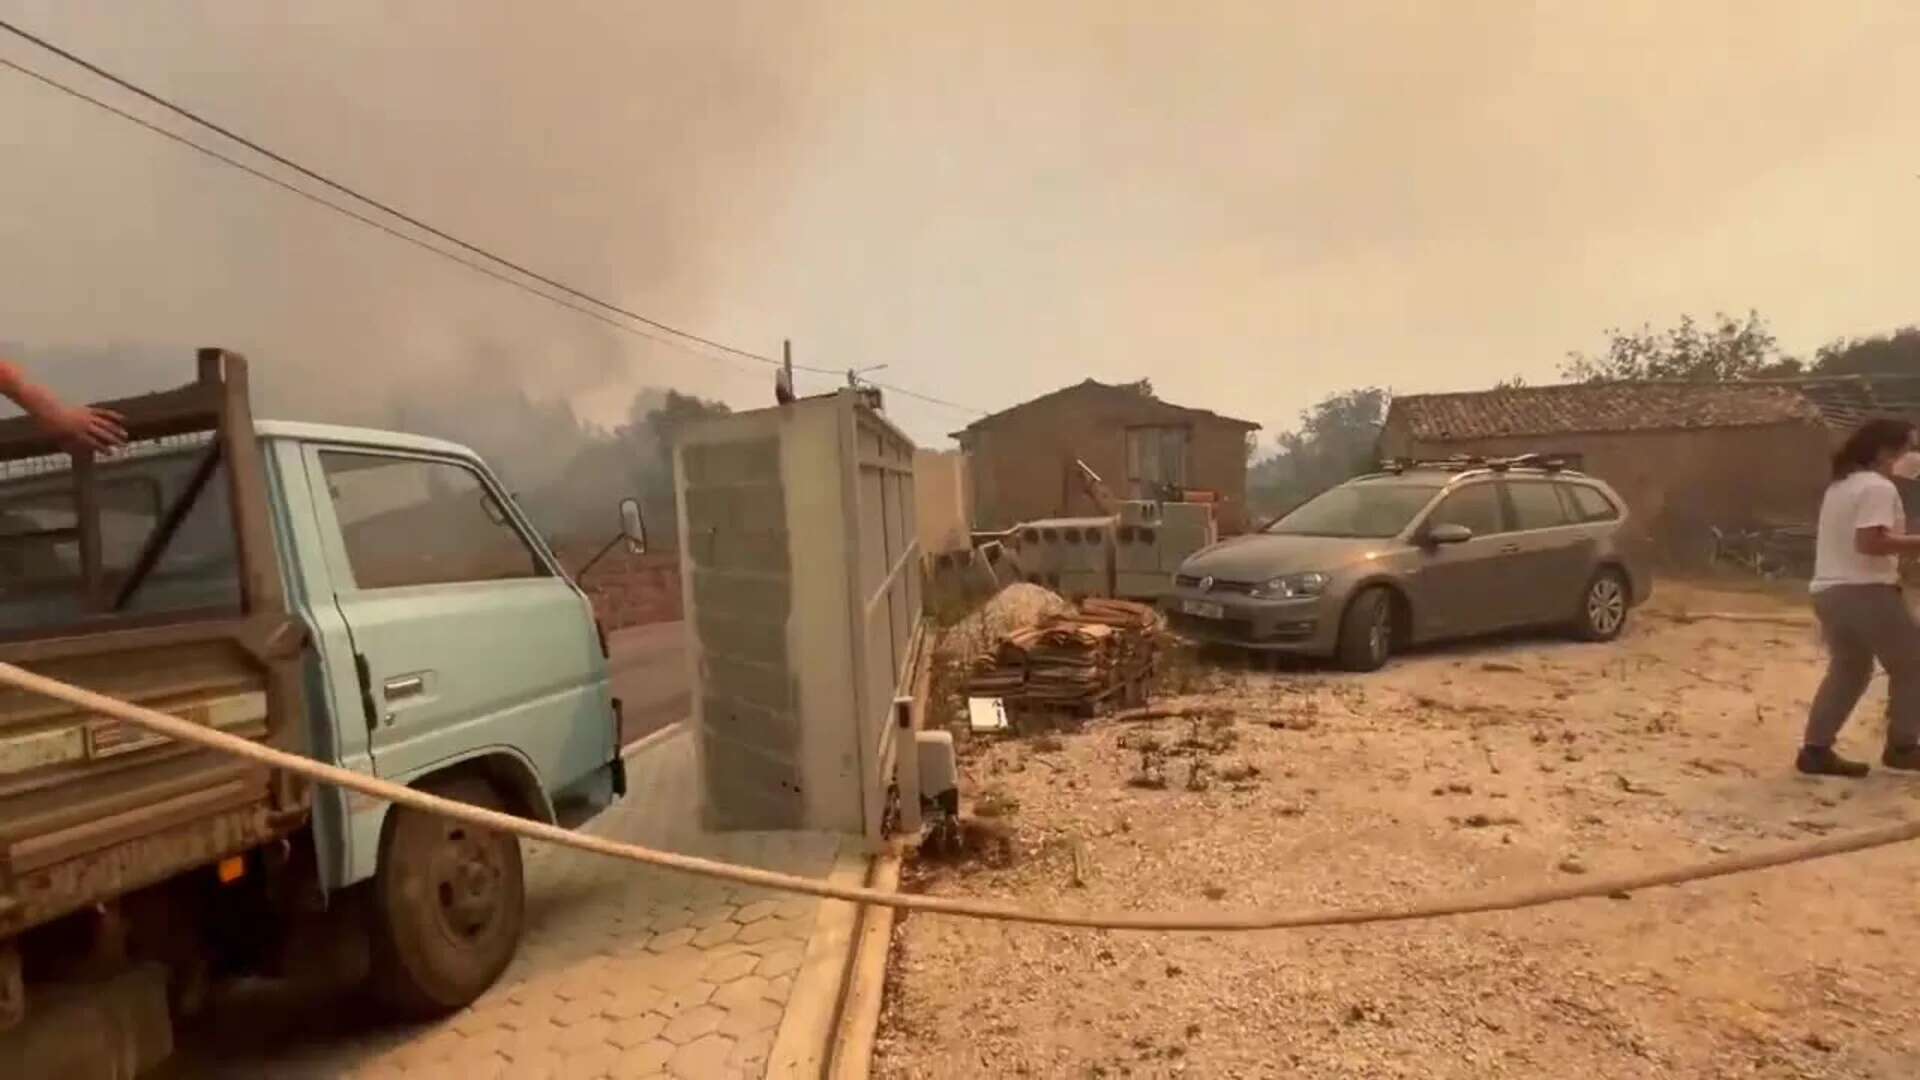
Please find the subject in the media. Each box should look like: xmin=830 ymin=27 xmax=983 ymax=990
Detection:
xmin=1003 ymin=657 xmax=1156 ymax=729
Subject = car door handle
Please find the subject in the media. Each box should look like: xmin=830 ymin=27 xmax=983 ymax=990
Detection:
xmin=1499 ymin=544 xmax=1522 ymax=554
xmin=383 ymin=675 xmax=426 ymax=700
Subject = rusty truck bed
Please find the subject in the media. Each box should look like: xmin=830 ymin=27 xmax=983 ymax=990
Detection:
xmin=0 ymin=350 xmax=309 ymax=938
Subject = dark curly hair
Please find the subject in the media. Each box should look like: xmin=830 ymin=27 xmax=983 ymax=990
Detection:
xmin=1832 ymin=417 xmax=1917 ymax=482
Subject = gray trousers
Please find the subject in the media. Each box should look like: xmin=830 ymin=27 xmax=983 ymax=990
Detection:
xmin=1806 ymin=584 xmax=1920 ymax=750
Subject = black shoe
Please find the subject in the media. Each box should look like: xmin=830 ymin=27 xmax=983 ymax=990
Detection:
xmin=1883 ymin=745 xmax=1920 ymax=771
xmin=1798 ymin=746 xmax=1870 ymax=778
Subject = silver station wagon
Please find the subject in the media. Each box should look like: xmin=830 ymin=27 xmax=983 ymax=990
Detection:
xmin=1167 ymin=456 xmax=1647 ymax=670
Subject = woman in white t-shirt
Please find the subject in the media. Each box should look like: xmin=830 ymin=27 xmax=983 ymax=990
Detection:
xmin=1800 ymin=418 xmax=1920 ymax=777
xmin=1896 ymin=453 xmax=1920 ymax=622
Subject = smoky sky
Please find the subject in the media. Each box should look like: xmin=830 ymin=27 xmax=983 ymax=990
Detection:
xmin=0 ymin=2 xmax=811 ymax=429
xmin=3 ymin=1 xmax=1918 ymax=450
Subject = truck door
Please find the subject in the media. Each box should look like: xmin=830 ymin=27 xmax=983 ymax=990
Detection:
xmin=301 ymin=445 xmax=612 ymax=791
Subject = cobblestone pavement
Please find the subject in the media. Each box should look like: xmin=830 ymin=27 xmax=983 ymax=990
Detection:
xmin=177 ymin=727 xmax=857 ymax=1079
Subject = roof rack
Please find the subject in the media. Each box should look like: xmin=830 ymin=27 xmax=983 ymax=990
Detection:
xmin=1374 ymin=452 xmax=1577 ymax=476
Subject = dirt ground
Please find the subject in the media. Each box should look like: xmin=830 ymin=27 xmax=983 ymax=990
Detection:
xmin=873 ymin=582 xmax=1920 ymax=1079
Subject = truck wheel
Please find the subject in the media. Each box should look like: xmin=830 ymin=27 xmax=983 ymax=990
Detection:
xmin=1336 ymin=587 xmax=1395 ymax=672
xmin=1575 ymin=568 xmax=1630 ymax=642
xmin=366 ymin=777 xmax=524 ymax=1019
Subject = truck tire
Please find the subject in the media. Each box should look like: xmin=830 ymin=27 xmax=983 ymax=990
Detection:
xmin=1336 ymin=587 xmax=1395 ymax=672
xmin=1575 ymin=568 xmax=1630 ymax=642
xmin=366 ymin=776 xmax=525 ymax=1019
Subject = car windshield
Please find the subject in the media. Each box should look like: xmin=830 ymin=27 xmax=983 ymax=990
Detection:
xmin=1263 ymin=481 xmax=1440 ymax=539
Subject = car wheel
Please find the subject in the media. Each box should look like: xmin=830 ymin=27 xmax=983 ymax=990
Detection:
xmin=365 ymin=776 xmax=525 ymax=1020
xmin=1336 ymin=587 xmax=1395 ymax=672
xmin=1576 ymin=568 xmax=1630 ymax=642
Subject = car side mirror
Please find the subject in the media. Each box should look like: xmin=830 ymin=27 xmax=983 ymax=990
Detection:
xmin=1425 ymin=523 xmax=1473 ymax=546
xmin=619 ymin=497 xmax=647 ymax=554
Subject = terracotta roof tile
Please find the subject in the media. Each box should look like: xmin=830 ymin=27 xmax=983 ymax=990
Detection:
xmin=1789 ymin=375 xmax=1920 ymax=430
xmin=1389 ymin=382 xmax=1820 ymax=441
xmin=955 ymin=378 xmax=1259 ymax=437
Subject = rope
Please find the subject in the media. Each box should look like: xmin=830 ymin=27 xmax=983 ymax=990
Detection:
xmin=4 ymin=659 xmax=1913 ymax=932
xmin=1650 ymin=610 xmax=1814 ymax=629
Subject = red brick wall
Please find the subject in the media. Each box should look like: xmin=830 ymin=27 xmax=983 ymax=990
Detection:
xmin=1189 ymin=423 xmax=1252 ymax=534
xmin=560 ymin=545 xmax=684 ymax=629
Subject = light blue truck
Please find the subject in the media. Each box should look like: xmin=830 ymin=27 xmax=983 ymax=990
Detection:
xmin=0 ymin=350 xmax=636 ymax=1073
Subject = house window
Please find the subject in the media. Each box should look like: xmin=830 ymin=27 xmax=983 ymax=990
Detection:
xmin=1125 ymin=426 xmax=1189 ymax=500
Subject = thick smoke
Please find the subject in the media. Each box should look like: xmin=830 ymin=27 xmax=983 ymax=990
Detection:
xmin=3 ymin=337 xmax=727 ymax=547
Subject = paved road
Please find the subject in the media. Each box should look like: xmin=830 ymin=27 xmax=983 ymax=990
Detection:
xmin=171 ymin=727 xmax=854 ymax=1079
xmin=609 ymin=621 xmax=688 ymax=747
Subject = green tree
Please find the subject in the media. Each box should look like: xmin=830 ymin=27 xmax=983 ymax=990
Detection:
xmin=612 ymin=390 xmax=732 ymax=541
xmin=1560 ymin=310 xmax=1802 ymax=383
xmin=1812 ymin=326 xmax=1920 ymax=375
xmin=1247 ymin=387 xmax=1391 ymax=519
xmin=522 ymin=388 xmax=732 ymax=547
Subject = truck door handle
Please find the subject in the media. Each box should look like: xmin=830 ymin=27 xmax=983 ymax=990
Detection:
xmin=383 ymin=675 xmax=426 ymax=700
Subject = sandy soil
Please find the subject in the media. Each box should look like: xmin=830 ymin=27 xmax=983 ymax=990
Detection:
xmin=873 ymin=582 xmax=1920 ymax=1079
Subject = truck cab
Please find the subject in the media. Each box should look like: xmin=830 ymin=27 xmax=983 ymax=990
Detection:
xmin=0 ymin=350 xmax=630 ymax=1073
xmin=268 ymin=418 xmax=624 ymax=891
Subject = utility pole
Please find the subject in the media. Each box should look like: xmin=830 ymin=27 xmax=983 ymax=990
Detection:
xmin=845 ymin=362 xmax=888 ymax=388
xmin=844 ymin=363 xmax=889 ymax=412
xmin=776 ymin=339 xmax=796 ymax=404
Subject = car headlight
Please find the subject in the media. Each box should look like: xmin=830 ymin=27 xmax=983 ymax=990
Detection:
xmin=1249 ymin=572 xmax=1329 ymax=600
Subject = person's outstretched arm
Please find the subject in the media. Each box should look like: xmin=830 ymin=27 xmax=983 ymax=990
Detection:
xmin=0 ymin=360 xmax=127 ymax=451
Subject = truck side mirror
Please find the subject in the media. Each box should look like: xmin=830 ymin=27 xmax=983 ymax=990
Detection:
xmin=619 ymin=498 xmax=647 ymax=554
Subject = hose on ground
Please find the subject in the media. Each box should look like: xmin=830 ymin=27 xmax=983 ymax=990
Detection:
xmin=2 ymin=659 xmax=1909 ymax=933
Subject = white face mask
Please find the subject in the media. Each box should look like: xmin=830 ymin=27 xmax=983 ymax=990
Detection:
xmin=1895 ymin=451 xmax=1920 ymax=481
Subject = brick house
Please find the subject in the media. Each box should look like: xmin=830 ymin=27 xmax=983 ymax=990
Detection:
xmin=952 ymin=379 xmax=1261 ymax=534
xmin=1377 ymin=376 xmax=1920 ymax=565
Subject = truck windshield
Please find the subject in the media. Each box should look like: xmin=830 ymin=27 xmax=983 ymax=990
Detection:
xmin=0 ymin=434 xmax=241 ymax=636
xmin=1263 ymin=481 xmax=1440 ymax=539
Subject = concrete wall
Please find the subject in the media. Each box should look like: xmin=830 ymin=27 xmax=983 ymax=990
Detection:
xmin=677 ymin=420 xmax=811 ymax=832
xmin=963 ymin=396 xmax=1252 ymax=534
xmin=1377 ymin=419 xmax=1831 ymax=565
xmin=913 ymin=450 xmax=972 ymax=555
xmin=675 ymin=391 xmax=919 ymax=841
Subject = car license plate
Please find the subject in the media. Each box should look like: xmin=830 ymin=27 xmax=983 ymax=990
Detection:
xmin=87 ymin=718 xmax=169 ymax=760
xmin=1180 ymin=599 xmax=1225 ymax=620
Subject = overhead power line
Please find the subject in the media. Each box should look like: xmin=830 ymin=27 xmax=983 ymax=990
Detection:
xmin=0 ymin=18 xmax=773 ymax=367
xmin=0 ymin=19 xmax=986 ymax=416
xmin=0 ymin=55 xmax=766 ymax=375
